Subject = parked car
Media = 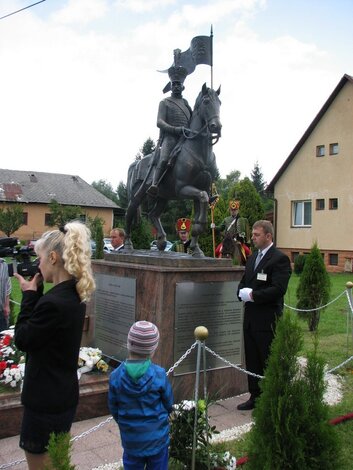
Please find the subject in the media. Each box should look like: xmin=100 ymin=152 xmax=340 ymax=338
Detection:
xmin=150 ymin=240 xmax=173 ymax=251
xmin=103 ymin=238 xmax=113 ymax=252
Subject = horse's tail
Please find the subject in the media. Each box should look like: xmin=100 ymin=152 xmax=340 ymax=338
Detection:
xmin=126 ymin=160 xmax=138 ymax=202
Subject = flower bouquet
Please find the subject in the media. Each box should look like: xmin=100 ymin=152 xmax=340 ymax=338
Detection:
xmin=77 ymin=347 xmax=109 ymax=379
xmin=0 ymin=327 xmax=25 ymax=389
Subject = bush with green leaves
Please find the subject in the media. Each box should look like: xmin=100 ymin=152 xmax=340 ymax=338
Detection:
xmin=246 ymin=311 xmax=339 ymax=470
xmin=294 ymin=254 xmax=306 ymax=274
xmin=296 ymin=242 xmax=331 ymax=331
xmin=44 ymin=432 xmax=76 ymax=470
xmin=169 ymin=399 xmax=236 ymax=469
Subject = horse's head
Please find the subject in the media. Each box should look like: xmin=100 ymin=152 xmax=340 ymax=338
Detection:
xmin=194 ymin=83 xmax=222 ymax=140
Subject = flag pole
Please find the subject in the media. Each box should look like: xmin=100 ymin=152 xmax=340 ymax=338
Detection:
xmin=210 ymin=25 xmax=213 ymax=88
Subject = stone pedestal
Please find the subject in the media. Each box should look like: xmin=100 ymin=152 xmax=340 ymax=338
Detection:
xmin=82 ymin=251 xmax=248 ymax=403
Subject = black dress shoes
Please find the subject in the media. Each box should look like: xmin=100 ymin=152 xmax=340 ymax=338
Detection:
xmin=237 ymin=398 xmax=255 ymax=411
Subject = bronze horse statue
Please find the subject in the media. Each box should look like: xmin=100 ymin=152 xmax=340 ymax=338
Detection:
xmin=125 ymin=83 xmax=222 ymax=257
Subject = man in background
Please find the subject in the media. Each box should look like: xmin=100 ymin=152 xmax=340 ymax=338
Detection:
xmin=110 ymin=228 xmax=125 ymax=253
xmin=170 ymin=218 xmax=191 ymax=254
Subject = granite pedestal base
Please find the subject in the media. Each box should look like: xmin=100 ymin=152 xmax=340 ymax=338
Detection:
xmin=83 ymin=251 xmax=248 ymax=403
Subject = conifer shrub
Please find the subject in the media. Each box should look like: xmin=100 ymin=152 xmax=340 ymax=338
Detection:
xmin=296 ymin=242 xmax=331 ymax=331
xmin=246 ymin=311 xmax=339 ymax=470
xmin=294 ymin=254 xmax=306 ymax=274
xmin=44 ymin=432 xmax=76 ymax=470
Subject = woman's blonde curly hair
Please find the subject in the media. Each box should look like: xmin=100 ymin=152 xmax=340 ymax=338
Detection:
xmin=35 ymin=221 xmax=96 ymax=302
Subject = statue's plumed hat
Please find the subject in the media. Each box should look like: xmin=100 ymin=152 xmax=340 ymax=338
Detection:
xmin=168 ymin=65 xmax=187 ymax=84
xmin=176 ymin=218 xmax=191 ymax=232
xmin=229 ymin=200 xmax=240 ymax=210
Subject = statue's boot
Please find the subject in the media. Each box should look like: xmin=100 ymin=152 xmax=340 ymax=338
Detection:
xmin=147 ymin=163 xmax=166 ymax=197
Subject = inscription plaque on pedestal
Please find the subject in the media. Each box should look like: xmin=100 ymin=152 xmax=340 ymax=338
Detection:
xmin=94 ymin=274 xmax=136 ymax=361
xmin=174 ymin=281 xmax=242 ymax=375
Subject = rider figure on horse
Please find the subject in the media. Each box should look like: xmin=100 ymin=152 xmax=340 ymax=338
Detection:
xmin=147 ymin=64 xmax=192 ymax=197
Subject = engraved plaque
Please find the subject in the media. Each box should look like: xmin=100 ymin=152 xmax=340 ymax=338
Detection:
xmin=94 ymin=274 xmax=136 ymax=361
xmin=174 ymin=281 xmax=242 ymax=375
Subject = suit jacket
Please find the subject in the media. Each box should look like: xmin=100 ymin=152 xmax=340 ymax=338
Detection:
xmin=238 ymin=245 xmax=291 ymax=331
xmin=14 ymin=279 xmax=85 ymax=413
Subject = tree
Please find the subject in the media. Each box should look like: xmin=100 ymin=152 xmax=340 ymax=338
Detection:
xmin=87 ymin=215 xmax=105 ymax=259
xmin=296 ymin=242 xmax=331 ymax=331
xmin=214 ymin=170 xmax=241 ymax=201
xmin=116 ymin=181 xmax=128 ymax=209
xmin=47 ymin=200 xmax=83 ymax=227
xmin=91 ymin=179 xmax=118 ymax=204
xmin=247 ymin=311 xmax=339 ymax=470
xmin=131 ymin=216 xmax=153 ymax=249
xmin=0 ymin=205 xmax=24 ymax=237
xmin=250 ymin=161 xmax=266 ymax=194
xmin=232 ymin=178 xmax=265 ymax=227
xmin=135 ymin=137 xmax=156 ymax=160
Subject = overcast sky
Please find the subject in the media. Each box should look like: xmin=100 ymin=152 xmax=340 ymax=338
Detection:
xmin=1 ymin=0 xmax=352 ymax=190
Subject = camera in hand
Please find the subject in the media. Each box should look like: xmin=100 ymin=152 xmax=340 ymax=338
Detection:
xmin=0 ymin=237 xmax=40 ymax=277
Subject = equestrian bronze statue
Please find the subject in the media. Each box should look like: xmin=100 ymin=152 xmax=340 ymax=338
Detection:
xmin=125 ymin=81 xmax=222 ymax=257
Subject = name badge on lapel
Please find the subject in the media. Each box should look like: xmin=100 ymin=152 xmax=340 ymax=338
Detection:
xmin=257 ymin=272 xmax=267 ymax=281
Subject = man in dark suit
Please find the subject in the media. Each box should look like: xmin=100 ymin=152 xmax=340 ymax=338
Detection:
xmin=110 ymin=228 xmax=125 ymax=252
xmin=237 ymin=220 xmax=291 ymax=410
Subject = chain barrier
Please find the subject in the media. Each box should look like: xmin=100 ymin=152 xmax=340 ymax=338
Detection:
xmin=284 ymin=289 xmax=347 ymax=312
xmin=3 ymin=289 xmax=353 ymax=469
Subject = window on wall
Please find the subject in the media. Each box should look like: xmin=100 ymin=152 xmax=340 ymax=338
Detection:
xmin=22 ymin=212 xmax=28 ymax=225
xmin=316 ymin=145 xmax=325 ymax=157
xmin=329 ymin=143 xmax=339 ymax=155
xmin=292 ymin=200 xmax=312 ymax=226
xmin=329 ymin=253 xmax=338 ymax=266
xmin=329 ymin=198 xmax=338 ymax=210
xmin=291 ymin=252 xmax=299 ymax=262
xmin=316 ymin=199 xmax=325 ymax=210
xmin=45 ymin=213 xmax=53 ymax=226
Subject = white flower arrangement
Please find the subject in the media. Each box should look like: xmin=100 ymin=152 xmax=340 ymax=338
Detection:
xmin=77 ymin=347 xmax=109 ymax=379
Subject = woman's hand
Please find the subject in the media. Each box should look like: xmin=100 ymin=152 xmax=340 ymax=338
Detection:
xmin=14 ymin=272 xmax=43 ymax=292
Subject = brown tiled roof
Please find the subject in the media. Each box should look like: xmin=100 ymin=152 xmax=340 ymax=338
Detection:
xmin=0 ymin=169 xmax=119 ymax=209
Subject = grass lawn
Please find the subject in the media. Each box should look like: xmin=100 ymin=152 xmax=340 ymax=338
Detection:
xmin=213 ymin=272 xmax=353 ymax=469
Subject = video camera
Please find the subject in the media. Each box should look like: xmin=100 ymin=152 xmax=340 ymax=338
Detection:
xmin=0 ymin=237 xmax=40 ymax=277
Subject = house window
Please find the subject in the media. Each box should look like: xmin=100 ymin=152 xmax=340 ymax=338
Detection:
xmin=316 ymin=199 xmax=325 ymax=210
xmin=292 ymin=200 xmax=312 ymax=226
xmin=329 ymin=198 xmax=338 ymax=210
xmin=79 ymin=214 xmax=86 ymax=223
xmin=22 ymin=212 xmax=28 ymax=225
xmin=329 ymin=143 xmax=339 ymax=155
xmin=291 ymin=251 xmax=299 ymax=262
xmin=329 ymin=253 xmax=338 ymax=266
xmin=316 ymin=145 xmax=325 ymax=157
xmin=45 ymin=213 xmax=53 ymax=226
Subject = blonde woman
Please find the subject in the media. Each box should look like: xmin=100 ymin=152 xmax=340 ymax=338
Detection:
xmin=14 ymin=221 xmax=95 ymax=470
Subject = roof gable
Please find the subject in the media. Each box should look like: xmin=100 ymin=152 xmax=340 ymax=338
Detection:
xmin=0 ymin=169 xmax=119 ymax=209
xmin=267 ymin=74 xmax=353 ymax=193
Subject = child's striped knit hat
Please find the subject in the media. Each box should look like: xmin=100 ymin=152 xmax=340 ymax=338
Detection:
xmin=127 ymin=321 xmax=160 ymax=355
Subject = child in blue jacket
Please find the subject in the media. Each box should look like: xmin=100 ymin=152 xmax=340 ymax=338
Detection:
xmin=108 ymin=320 xmax=174 ymax=470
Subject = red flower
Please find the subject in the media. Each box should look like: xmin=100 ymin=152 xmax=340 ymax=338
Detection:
xmin=2 ymin=335 xmax=11 ymax=346
xmin=0 ymin=360 xmax=7 ymax=372
xmin=10 ymin=364 xmax=19 ymax=369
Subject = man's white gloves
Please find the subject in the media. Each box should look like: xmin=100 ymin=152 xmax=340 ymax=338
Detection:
xmin=239 ymin=287 xmax=254 ymax=302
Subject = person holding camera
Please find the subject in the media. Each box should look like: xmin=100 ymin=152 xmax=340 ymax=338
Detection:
xmin=0 ymin=258 xmax=11 ymax=331
xmin=14 ymin=221 xmax=96 ymax=470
